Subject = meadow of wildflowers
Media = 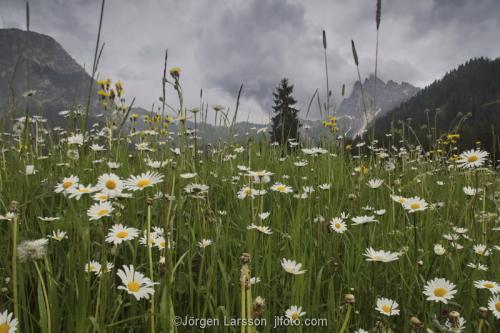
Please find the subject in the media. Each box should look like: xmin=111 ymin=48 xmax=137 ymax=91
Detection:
xmin=0 ymin=72 xmax=498 ymax=332
xmin=0 ymin=0 xmax=499 ymax=332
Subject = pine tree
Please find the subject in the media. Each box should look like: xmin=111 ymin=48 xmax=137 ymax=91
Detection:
xmin=270 ymin=78 xmax=300 ymax=145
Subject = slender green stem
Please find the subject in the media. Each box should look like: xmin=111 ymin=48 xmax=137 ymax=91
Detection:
xmin=412 ymin=214 xmax=418 ymax=262
xmin=147 ymin=203 xmax=155 ymax=333
xmin=240 ymin=275 xmax=246 ymax=333
xmin=477 ymin=318 xmax=484 ymax=333
xmin=246 ymin=281 xmax=253 ymax=333
xmin=34 ymin=261 xmax=51 ymax=333
xmin=12 ymin=215 xmax=19 ymax=320
xmin=339 ymin=304 xmax=352 ymax=333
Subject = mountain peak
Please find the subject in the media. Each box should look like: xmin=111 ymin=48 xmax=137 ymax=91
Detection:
xmin=336 ymin=77 xmax=419 ymax=137
xmin=0 ymin=28 xmax=97 ymax=122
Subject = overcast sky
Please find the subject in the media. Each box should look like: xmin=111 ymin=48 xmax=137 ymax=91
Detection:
xmin=1 ymin=0 xmax=500 ymax=123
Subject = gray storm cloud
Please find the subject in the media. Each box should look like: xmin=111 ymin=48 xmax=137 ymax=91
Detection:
xmin=1 ymin=0 xmax=500 ymax=123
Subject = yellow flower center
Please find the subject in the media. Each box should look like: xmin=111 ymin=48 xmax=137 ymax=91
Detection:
xmin=0 ymin=322 xmax=10 ymax=333
xmin=116 ymin=231 xmax=129 ymax=239
xmin=433 ymin=287 xmax=447 ymax=297
xmin=484 ymin=282 xmax=495 ymax=289
xmin=106 ymin=180 xmax=117 ymax=190
xmin=97 ymin=209 xmax=109 ymax=217
xmin=335 ymin=223 xmax=341 ymax=229
xmin=410 ymin=203 xmax=421 ymax=210
xmin=63 ymin=181 xmax=73 ymax=189
xmin=291 ymin=313 xmax=299 ymax=320
xmin=127 ymin=281 xmax=141 ymax=292
xmin=467 ymin=155 xmax=478 ymax=162
xmin=136 ymin=178 xmax=152 ymax=188
xmin=382 ymin=305 xmax=391 ymax=313
xmin=276 ymin=185 xmax=286 ymax=192
xmin=244 ymin=188 xmax=252 ymax=195
xmin=496 ymin=302 xmax=500 ymax=312
xmin=78 ymin=188 xmax=90 ymax=193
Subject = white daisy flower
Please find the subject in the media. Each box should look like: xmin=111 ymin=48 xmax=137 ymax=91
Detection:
xmin=329 ymin=218 xmax=347 ymax=234
xmin=96 ymin=173 xmax=123 ymax=198
xmin=117 ymin=265 xmax=156 ymax=300
xmin=351 ymin=215 xmax=378 ymax=225
xmin=92 ymin=192 xmax=110 ymax=202
xmin=68 ymin=184 xmax=97 ymax=200
xmin=488 ymin=294 xmax=500 ymax=319
xmin=197 ymin=239 xmax=213 ymax=249
xmin=247 ymin=224 xmax=272 ymax=235
xmin=390 ymin=195 xmax=407 ymax=204
xmin=270 ymin=183 xmax=293 ymax=193
xmin=67 ymin=133 xmax=84 ymax=145
xmin=107 ymin=162 xmax=121 ymax=169
xmin=363 ymin=248 xmax=400 ymax=263
xmin=473 ymin=244 xmax=492 ymax=256
xmin=473 ymin=280 xmax=500 ymax=294
xmin=444 ymin=315 xmax=466 ymax=332
xmin=259 ymin=212 xmax=270 ymax=220
xmin=402 ymin=196 xmax=428 ymax=213
xmin=0 ymin=310 xmax=18 ymax=333
xmin=375 ymin=298 xmax=400 ymax=316
xmin=467 ymin=262 xmax=488 ymax=271
xmin=146 ymin=160 xmax=169 ymax=169
xmin=84 ymin=260 xmax=101 ymax=275
xmin=423 ymin=278 xmax=457 ymax=304
xmin=48 ymin=229 xmax=67 ymax=241
xmin=25 ymin=164 xmax=36 ymax=175
xmin=0 ymin=212 xmax=15 ymax=221
xmin=367 ymin=178 xmax=384 ymax=189
xmin=247 ymin=170 xmax=273 ymax=184
xmin=457 ymin=149 xmax=488 ymax=168
xmin=318 ymin=183 xmax=331 ymax=190
xmin=124 ymin=171 xmax=164 ymax=191
xmin=281 ymin=258 xmax=306 ymax=275
xmin=37 ymin=216 xmax=61 ymax=222
xmin=87 ymin=201 xmax=114 ymax=221
xmin=434 ymin=244 xmax=446 ymax=256
xmin=180 ymin=172 xmax=197 ymax=179
xmin=463 ymin=186 xmax=481 ymax=196
xmin=55 ymin=175 xmax=79 ymax=193
xmin=105 ymin=224 xmax=139 ymax=245
xmin=250 ymin=277 xmax=261 ymax=285
xmin=237 ymin=186 xmax=259 ymax=200
xmin=184 ymin=183 xmax=209 ymax=197
xmin=285 ymin=305 xmax=306 ymax=321
xmin=90 ymin=144 xmax=106 ymax=151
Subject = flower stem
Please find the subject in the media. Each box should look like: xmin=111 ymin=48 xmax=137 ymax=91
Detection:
xmin=34 ymin=261 xmax=51 ymax=333
xmin=11 ymin=215 xmax=19 ymax=320
xmin=412 ymin=214 xmax=418 ymax=262
xmin=339 ymin=304 xmax=352 ymax=333
xmin=477 ymin=318 xmax=484 ymax=333
xmin=147 ymin=203 xmax=155 ymax=333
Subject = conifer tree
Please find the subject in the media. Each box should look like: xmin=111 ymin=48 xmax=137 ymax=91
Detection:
xmin=270 ymin=78 xmax=300 ymax=145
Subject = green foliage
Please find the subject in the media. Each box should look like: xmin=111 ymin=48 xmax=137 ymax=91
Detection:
xmin=372 ymin=57 xmax=500 ymax=155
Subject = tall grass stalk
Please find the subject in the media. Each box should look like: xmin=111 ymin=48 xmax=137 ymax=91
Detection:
xmin=351 ymin=40 xmax=368 ymax=126
xmin=83 ymin=0 xmax=106 ymax=134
